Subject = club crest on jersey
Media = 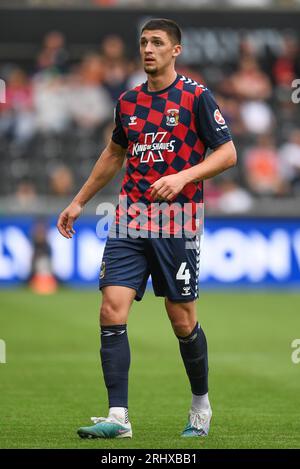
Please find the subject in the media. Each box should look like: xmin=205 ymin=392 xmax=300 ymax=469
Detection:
xmin=166 ymin=108 xmax=179 ymax=127
xmin=214 ymin=109 xmax=225 ymax=125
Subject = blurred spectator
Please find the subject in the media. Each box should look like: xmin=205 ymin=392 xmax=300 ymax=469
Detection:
xmin=36 ymin=31 xmax=69 ymax=74
xmin=0 ymin=68 xmax=36 ymax=144
xmin=79 ymin=53 xmax=105 ymax=84
xmin=68 ymin=54 xmax=112 ymax=129
xmin=203 ymin=179 xmax=223 ymax=211
xmin=279 ymin=129 xmax=300 ymax=194
xmin=244 ymin=134 xmax=287 ymax=196
xmin=229 ymin=57 xmax=272 ymax=100
xmin=217 ymin=180 xmax=254 ymax=214
xmin=240 ymin=100 xmax=274 ymax=135
xmin=276 ymin=96 xmax=300 ymax=141
xmin=102 ymin=35 xmax=125 ymax=63
xmin=14 ymin=180 xmax=38 ymax=210
xmin=33 ymin=73 xmax=70 ymax=134
xmin=239 ymin=37 xmax=257 ymax=61
xmin=272 ymin=33 xmax=300 ymax=87
xmin=177 ymin=66 xmax=205 ymax=85
xmin=126 ymin=61 xmax=147 ymax=89
xmin=29 ymin=220 xmax=57 ymax=294
xmin=101 ymin=35 xmax=129 ymax=101
xmin=49 ymin=165 xmax=74 ymax=196
xmin=216 ymin=96 xmax=245 ymax=137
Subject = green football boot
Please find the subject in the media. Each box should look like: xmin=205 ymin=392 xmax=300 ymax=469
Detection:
xmin=78 ymin=416 xmax=132 ymax=439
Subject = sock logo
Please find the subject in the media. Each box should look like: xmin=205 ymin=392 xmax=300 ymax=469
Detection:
xmin=102 ymin=329 xmax=126 ymax=337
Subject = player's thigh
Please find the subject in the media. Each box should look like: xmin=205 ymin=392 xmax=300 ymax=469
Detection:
xmin=165 ymin=298 xmax=197 ymax=336
xmin=100 ymin=285 xmax=136 ymax=326
xmin=99 ymin=237 xmax=149 ymax=325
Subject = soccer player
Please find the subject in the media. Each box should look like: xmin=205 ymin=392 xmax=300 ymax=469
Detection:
xmin=57 ymin=18 xmax=236 ymax=439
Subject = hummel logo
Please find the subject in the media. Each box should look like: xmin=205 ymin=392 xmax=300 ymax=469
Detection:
xmin=129 ymin=116 xmax=137 ymax=126
xmin=182 ymin=286 xmax=191 ymax=296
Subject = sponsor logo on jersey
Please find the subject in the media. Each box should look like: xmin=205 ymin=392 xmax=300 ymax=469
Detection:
xmin=214 ymin=109 xmax=225 ymax=125
xmin=166 ymin=108 xmax=179 ymax=126
xmin=132 ymin=132 xmax=175 ymax=163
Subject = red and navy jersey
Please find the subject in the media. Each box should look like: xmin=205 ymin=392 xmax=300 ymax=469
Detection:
xmin=111 ymin=74 xmax=232 ymax=234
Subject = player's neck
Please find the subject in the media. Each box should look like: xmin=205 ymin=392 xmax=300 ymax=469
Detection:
xmin=147 ymin=69 xmax=177 ymax=92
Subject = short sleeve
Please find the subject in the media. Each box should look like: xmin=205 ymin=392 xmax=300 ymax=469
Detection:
xmin=111 ymin=100 xmax=128 ymax=149
xmin=195 ymin=89 xmax=232 ymax=150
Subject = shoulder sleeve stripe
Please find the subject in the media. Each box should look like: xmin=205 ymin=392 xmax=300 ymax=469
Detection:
xmin=180 ymin=75 xmax=208 ymax=91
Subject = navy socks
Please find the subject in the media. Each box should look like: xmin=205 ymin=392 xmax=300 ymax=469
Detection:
xmin=100 ymin=324 xmax=130 ymax=408
xmin=100 ymin=321 xmax=208 ymax=409
xmin=177 ymin=322 xmax=208 ymax=396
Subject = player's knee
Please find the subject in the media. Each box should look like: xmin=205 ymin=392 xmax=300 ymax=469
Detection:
xmin=166 ymin=300 xmax=196 ymax=336
xmin=100 ymin=301 xmax=126 ymax=326
xmin=169 ymin=312 xmax=196 ymax=336
xmin=171 ymin=318 xmax=195 ymax=337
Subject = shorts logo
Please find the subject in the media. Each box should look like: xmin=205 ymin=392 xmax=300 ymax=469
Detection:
xmin=214 ymin=109 xmax=225 ymax=125
xmin=166 ymin=109 xmax=179 ymax=126
xmin=182 ymin=286 xmax=191 ymax=296
xmin=100 ymin=261 xmax=106 ymax=279
xmin=132 ymin=132 xmax=175 ymax=163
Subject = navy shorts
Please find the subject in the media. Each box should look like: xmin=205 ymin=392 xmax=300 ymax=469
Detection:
xmin=99 ymin=235 xmax=200 ymax=303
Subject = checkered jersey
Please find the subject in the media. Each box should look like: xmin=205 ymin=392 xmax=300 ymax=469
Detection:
xmin=111 ymin=74 xmax=232 ymax=235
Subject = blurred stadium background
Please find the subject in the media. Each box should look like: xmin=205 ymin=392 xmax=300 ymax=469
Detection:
xmin=1 ymin=0 xmax=300 ymax=449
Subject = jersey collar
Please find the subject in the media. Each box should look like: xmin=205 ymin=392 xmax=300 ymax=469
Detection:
xmin=141 ymin=74 xmax=181 ymax=95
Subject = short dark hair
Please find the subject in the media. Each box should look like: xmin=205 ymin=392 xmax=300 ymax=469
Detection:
xmin=141 ymin=18 xmax=181 ymax=45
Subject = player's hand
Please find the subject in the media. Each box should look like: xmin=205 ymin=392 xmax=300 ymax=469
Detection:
xmin=150 ymin=174 xmax=187 ymax=202
xmin=57 ymin=201 xmax=83 ymax=239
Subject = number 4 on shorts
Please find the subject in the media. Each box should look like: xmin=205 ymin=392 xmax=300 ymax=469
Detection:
xmin=176 ymin=262 xmax=191 ymax=285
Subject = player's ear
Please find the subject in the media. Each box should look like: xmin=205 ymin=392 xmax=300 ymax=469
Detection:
xmin=172 ymin=44 xmax=182 ymax=58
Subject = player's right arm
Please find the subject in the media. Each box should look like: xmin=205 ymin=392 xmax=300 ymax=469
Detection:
xmin=57 ymin=139 xmax=127 ymax=239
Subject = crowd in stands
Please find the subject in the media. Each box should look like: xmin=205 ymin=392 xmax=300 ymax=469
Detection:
xmin=1 ymin=30 xmax=300 ymax=213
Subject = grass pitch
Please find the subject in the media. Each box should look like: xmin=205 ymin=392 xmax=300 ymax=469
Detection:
xmin=0 ymin=289 xmax=300 ymax=449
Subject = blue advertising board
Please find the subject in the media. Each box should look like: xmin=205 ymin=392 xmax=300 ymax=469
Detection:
xmin=0 ymin=216 xmax=299 ymax=288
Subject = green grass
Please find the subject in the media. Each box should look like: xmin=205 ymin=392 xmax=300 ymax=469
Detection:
xmin=0 ymin=289 xmax=300 ymax=449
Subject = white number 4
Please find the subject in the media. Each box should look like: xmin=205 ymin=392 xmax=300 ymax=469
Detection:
xmin=176 ymin=262 xmax=191 ymax=285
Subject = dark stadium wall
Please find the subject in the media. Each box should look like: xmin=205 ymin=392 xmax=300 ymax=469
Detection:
xmin=0 ymin=8 xmax=299 ymax=67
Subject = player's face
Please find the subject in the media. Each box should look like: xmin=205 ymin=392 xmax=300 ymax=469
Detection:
xmin=140 ymin=30 xmax=181 ymax=75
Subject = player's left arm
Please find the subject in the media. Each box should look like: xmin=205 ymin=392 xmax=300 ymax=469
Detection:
xmin=178 ymin=139 xmax=237 ymax=183
xmin=150 ymin=88 xmax=237 ymax=201
xmin=150 ymin=141 xmax=236 ymax=201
